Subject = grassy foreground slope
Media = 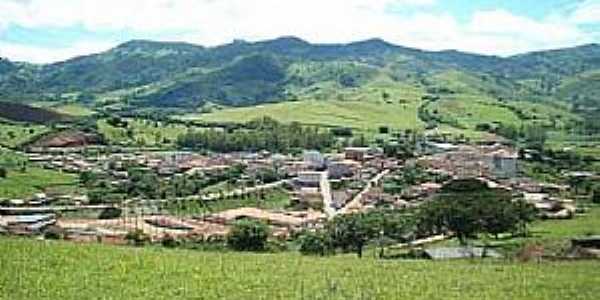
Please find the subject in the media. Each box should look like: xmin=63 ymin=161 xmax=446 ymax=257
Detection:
xmin=0 ymin=237 xmax=599 ymax=300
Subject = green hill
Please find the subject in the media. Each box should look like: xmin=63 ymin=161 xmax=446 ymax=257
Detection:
xmin=1 ymin=37 xmax=599 ymax=146
xmin=1 ymin=38 xmax=599 ymax=110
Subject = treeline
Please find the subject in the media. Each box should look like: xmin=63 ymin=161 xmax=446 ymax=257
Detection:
xmin=298 ymin=179 xmax=537 ymax=258
xmin=176 ymin=117 xmax=335 ymax=153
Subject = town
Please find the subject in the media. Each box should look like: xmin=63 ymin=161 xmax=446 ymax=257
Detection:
xmin=2 ymin=129 xmax=597 ymax=261
xmin=2 ymin=1 xmax=600 ymax=297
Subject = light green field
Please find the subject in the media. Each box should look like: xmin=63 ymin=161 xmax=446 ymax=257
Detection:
xmin=429 ymin=95 xmax=522 ymax=130
xmin=180 ymin=79 xmax=426 ymax=133
xmin=184 ymin=99 xmax=424 ymax=132
xmin=0 ymin=237 xmax=599 ymax=300
xmin=166 ymin=188 xmax=292 ymax=215
xmin=97 ymin=118 xmax=189 ymax=147
xmin=51 ymin=104 xmax=95 ymax=116
xmin=30 ymin=102 xmax=95 ymax=117
xmin=0 ymin=122 xmax=48 ymax=148
xmin=0 ymin=167 xmax=78 ymax=199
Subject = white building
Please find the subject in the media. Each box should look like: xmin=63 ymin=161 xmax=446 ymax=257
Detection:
xmin=303 ymin=150 xmax=325 ymax=170
xmin=297 ymin=171 xmax=327 ymax=187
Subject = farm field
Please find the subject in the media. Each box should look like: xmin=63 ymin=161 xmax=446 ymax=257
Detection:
xmin=97 ymin=118 xmax=189 ymax=147
xmin=182 ymin=98 xmax=424 ymax=133
xmin=0 ymin=167 xmax=79 ymax=199
xmin=49 ymin=104 xmax=95 ymax=117
xmin=165 ymin=188 xmax=292 ymax=215
xmin=30 ymin=102 xmax=96 ymax=117
xmin=0 ymin=122 xmax=48 ymax=148
xmin=0 ymin=236 xmax=599 ymax=300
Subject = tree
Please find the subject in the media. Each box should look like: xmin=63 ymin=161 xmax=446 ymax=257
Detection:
xmin=379 ymin=126 xmax=390 ymax=135
xmin=0 ymin=167 xmax=6 ymax=179
xmin=227 ymin=219 xmax=270 ymax=252
xmin=523 ymin=124 xmax=547 ymax=150
xmin=299 ymin=230 xmax=332 ymax=256
xmin=325 ymin=213 xmax=377 ymax=258
xmin=592 ymin=186 xmax=600 ymax=204
xmin=417 ymin=179 xmax=536 ymax=244
xmin=125 ymin=229 xmax=150 ymax=247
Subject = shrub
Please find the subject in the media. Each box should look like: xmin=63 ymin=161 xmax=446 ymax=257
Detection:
xmin=98 ymin=208 xmax=122 ymax=220
xmin=299 ymin=230 xmax=332 ymax=256
xmin=592 ymin=187 xmax=600 ymax=204
xmin=161 ymin=234 xmax=180 ymax=248
xmin=125 ymin=229 xmax=151 ymax=247
xmin=43 ymin=226 xmax=65 ymax=240
xmin=226 ymin=219 xmax=270 ymax=252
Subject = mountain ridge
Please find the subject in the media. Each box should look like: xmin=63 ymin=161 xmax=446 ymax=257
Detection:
xmin=0 ymin=36 xmax=599 ymax=112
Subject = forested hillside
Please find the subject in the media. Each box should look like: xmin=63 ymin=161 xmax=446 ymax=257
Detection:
xmin=0 ymin=37 xmax=598 ymax=129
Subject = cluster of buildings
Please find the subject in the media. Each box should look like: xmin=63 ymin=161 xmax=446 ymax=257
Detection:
xmin=2 ymin=139 xmax=596 ymax=248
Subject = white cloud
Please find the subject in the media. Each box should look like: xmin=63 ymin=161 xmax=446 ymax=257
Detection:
xmin=569 ymin=0 xmax=600 ymax=24
xmin=464 ymin=9 xmax=589 ymax=54
xmin=0 ymin=0 xmax=434 ymax=32
xmin=0 ymin=41 xmax=115 ymax=64
xmin=0 ymin=0 xmax=596 ymax=63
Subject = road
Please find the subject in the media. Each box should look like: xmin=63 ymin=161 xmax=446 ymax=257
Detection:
xmin=200 ymin=179 xmax=290 ymax=201
xmin=320 ymin=172 xmax=336 ymax=218
xmin=0 ymin=205 xmax=115 ymax=214
xmin=338 ymin=169 xmax=391 ymax=215
xmin=135 ymin=179 xmax=291 ymax=205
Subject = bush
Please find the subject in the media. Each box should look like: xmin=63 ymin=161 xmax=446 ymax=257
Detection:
xmin=226 ymin=219 xmax=270 ymax=252
xmin=98 ymin=207 xmax=122 ymax=220
xmin=125 ymin=229 xmax=151 ymax=247
xmin=592 ymin=187 xmax=600 ymax=204
xmin=331 ymin=127 xmax=353 ymax=137
xmin=43 ymin=226 xmax=65 ymax=240
xmin=161 ymin=234 xmax=180 ymax=248
xmin=299 ymin=230 xmax=332 ymax=256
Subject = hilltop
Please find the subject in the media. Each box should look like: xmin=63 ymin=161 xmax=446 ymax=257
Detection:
xmin=0 ymin=38 xmax=599 ymax=110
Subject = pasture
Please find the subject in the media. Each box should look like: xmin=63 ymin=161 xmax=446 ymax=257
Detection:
xmin=0 ymin=237 xmax=599 ymax=300
xmin=0 ymin=122 xmax=48 ymax=148
xmin=0 ymin=167 xmax=79 ymax=199
xmin=182 ymin=99 xmax=424 ymax=133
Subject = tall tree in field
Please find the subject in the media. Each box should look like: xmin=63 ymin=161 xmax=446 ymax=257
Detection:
xmin=417 ymin=179 xmax=536 ymax=244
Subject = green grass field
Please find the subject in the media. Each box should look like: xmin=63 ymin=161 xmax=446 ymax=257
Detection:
xmin=31 ymin=102 xmax=96 ymax=117
xmin=0 ymin=122 xmax=48 ymax=148
xmin=182 ymin=98 xmax=424 ymax=133
xmin=1 ymin=206 xmax=599 ymax=299
xmin=97 ymin=118 xmax=189 ymax=147
xmin=165 ymin=188 xmax=292 ymax=215
xmin=0 ymin=167 xmax=78 ymax=199
xmin=0 ymin=237 xmax=599 ymax=299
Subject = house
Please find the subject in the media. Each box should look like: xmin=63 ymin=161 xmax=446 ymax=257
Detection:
xmin=296 ymin=171 xmax=327 ymax=188
xmin=4 ymin=214 xmax=56 ymax=234
xmin=327 ymin=160 xmax=359 ymax=179
xmin=485 ymin=149 xmax=518 ymax=179
xmin=345 ymin=147 xmax=370 ymax=161
xmin=571 ymin=236 xmax=600 ymax=249
xmin=303 ymin=150 xmax=325 ymax=170
xmin=211 ymin=207 xmax=325 ymax=228
xmin=424 ymin=247 xmax=502 ymax=260
xmin=344 ymin=147 xmax=384 ymax=162
xmin=568 ymin=236 xmax=600 ymax=259
xmin=420 ymin=142 xmax=460 ymax=155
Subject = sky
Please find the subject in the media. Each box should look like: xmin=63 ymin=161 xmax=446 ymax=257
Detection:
xmin=0 ymin=0 xmax=599 ymax=63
